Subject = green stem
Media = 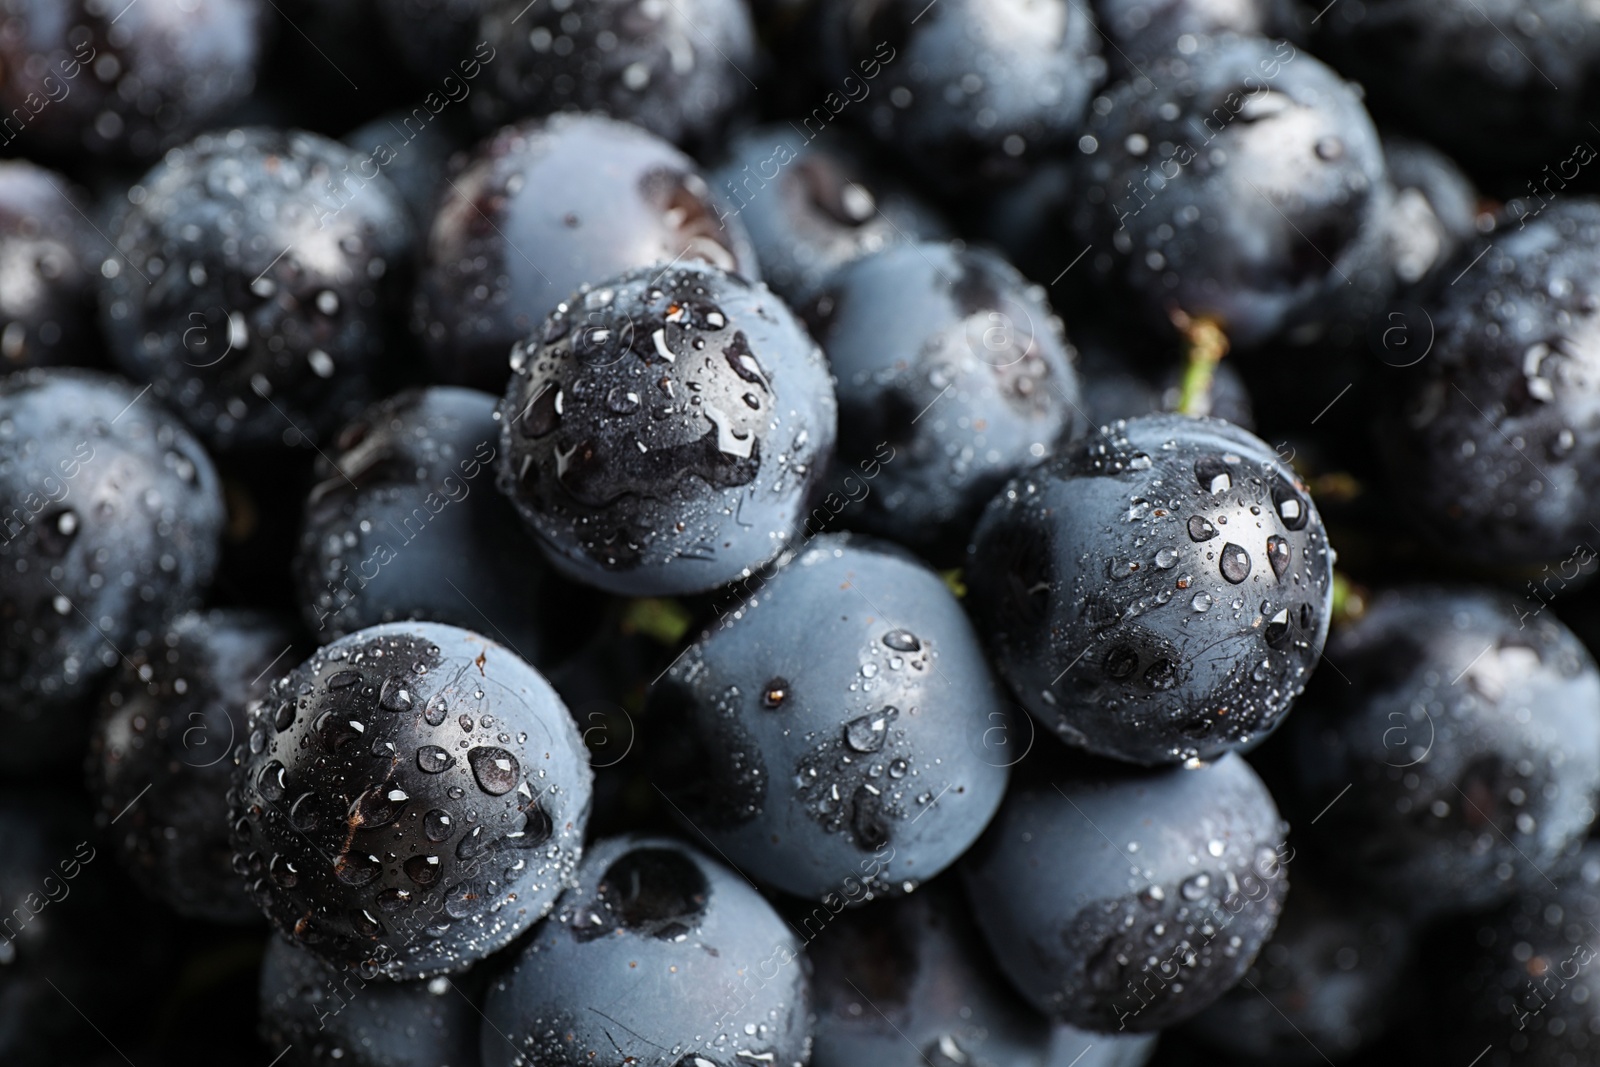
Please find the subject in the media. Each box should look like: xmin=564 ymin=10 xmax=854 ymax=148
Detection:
xmin=1173 ymin=314 xmax=1229 ymax=417
xmin=1330 ymin=571 xmax=1365 ymax=628
xmin=622 ymin=598 xmax=693 ymax=645
xmin=939 ymin=568 xmax=967 ymax=599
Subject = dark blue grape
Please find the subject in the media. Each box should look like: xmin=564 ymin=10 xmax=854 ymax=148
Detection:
xmin=965 ymin=414 xmax=1333 ymax=765
xmin=482 ymin=834 xmax=809 ymax=1067
xmin=496 ymin=262 xmax=836 ymax=597
xmin=960 ymin=753 xmax=1289 ymax=1031
xmin=230 ymin=621 xmax=593 ymax=979
xmin=650 ymin=533 xmax=1010 ymax=899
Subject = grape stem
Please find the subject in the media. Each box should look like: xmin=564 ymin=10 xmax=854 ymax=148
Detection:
xmin=1330 ymin=571 xmax=1367 ymax=628
xmin=1172 ymin=311 xmax=1230 ymax=417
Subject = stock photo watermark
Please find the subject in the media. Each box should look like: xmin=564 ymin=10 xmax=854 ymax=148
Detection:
xmin=714 ymin=40 xmax=898 ymax=227
xmin=1100 ymin=40 xmax=1299 ymax=231
xmin=307 ymin=440 xmax=498 ymax=631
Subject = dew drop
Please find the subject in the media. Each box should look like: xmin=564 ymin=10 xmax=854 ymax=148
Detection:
xmin=518 ymin=383 xmax=562 ymax=438
xmin=403 ymin=854 xmax=442 ymax=887
xmin=289 ymin=791 xmax=320 ymax=831
xmin=377 ymin=888 xmax=413 ymax=911
xmin=258 ymin=760 xmax=286 ymax=801
xmin=882 ymin=630 xmax=921 ymax=652
xmin=1219 ymin=543 xmax=1251 ymax=584
xmin=351 ymin=782 xmax=409 ymax=828
xmin=1104 ymin=646 xmax=1138 ymax=679
xmin=851 ymin=785 xmax=890 ymax=849
xmin=379 ymin=677 xmax=414 ymax=712
xmin=606 ymin=386 xmax=641 ymax=414
xmin=504 ymin=806 xmax=554 ymax=848
xmin=1195 ymin=456 xmax=1233 ymax=494
xmin=269 ymin=854 xmax=299 ymax=888
xmin=1144 ymin=659 xmax=1176 ymax=689
xmin=844 ymin=708 xmax=896 ymax=753
xmin=326 ymin=669 xmax=361 ymax=690
xmin=314 ymin=709 xmax=362 ymax=753
xmin=1264 ymin=608 xmax=1291 ymax=648
xmin=334 ymin=852 xmax=383 ymax=887
xmin=351 ymin=909 xmax=384 ymax=937
xmin=1273 ymin=485 xmax=1308 ymax=530
xmin=467 ymin=747 xmax=520 ymax=795
xmin=418 ymin=745 xmax=455 ymax=773
xmin=423 ymin=809 xmax=454 ymax=842
xmin=1265 ymin=535 xmax=1290 ymax=578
